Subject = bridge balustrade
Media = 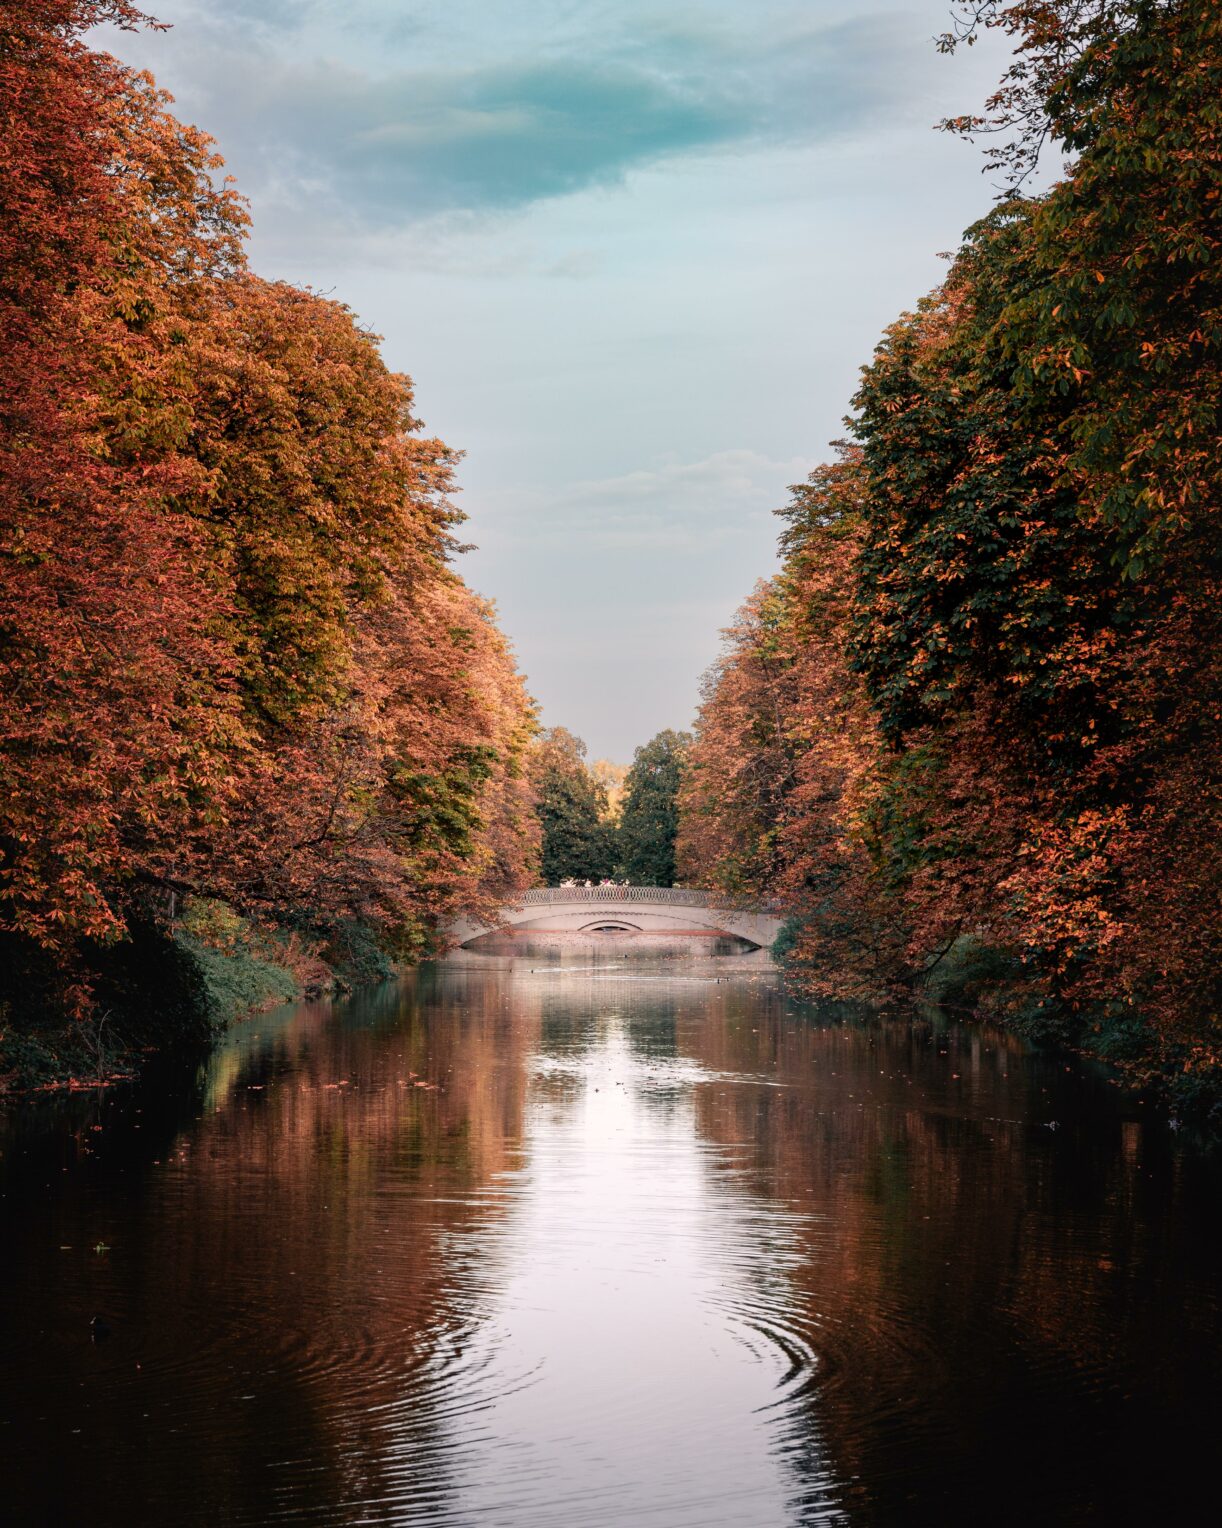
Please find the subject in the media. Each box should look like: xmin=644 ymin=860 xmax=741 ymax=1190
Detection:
xmin=517 ymin=886 xmax=777 ymax=912
xmin=520 ymin=886 xmax=708 ymax=907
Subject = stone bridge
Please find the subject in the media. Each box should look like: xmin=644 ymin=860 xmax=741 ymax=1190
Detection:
xmin=447 ymin=886 xmax=784 ymax=958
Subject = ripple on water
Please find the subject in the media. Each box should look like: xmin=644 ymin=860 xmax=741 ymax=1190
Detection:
xmin=1 ymin=963 xmax=1220 ymax=1528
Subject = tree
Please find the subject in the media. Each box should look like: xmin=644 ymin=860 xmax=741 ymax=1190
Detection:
xmin=618 ymin=730 xmax=689 ymax=886
xmin=848 ymin=0 xmax=1221 ymax=1076
xmin=530 ymin=729 xmax=617 ymax=885
xmin=677 ymin=582 xmax=801 ymax=898
xmin=679 ymin=458 xmax=894 ymax=990
xmin=588 ymin=759 xmax=629 ymax=821
xmin=0 ymin=2 xmax=248 ymax=959
xmin=0 ymin=3 xmax=541 ymax=1027
xmin=678 ymin=0 xmax=1221 ymax=1103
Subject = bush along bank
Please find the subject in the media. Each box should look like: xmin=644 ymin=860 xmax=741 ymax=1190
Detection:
xmin=761 ymin=915 xmax=1220 ymax=1130
xmin=0 ymin=899 xmax=410 ymax=1095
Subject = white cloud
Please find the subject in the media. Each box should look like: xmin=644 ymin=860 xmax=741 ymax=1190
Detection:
xmin=108 ymin=3 xmax=943 ymax=245
xmin=472 ymin=449 xmax=815 ymax=552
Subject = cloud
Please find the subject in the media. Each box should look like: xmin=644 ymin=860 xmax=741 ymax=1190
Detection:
xmin=475 ymin=449 xmax=816 ymax=554
xmin=139 ymin=8 xmax=931 ymax=234
xmin=266 ymin=57 xmax=746 ymax=219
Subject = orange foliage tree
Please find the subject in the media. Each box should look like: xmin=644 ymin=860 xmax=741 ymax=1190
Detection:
xmin=679 ymin=455 xmax=896 ymax=993
xmin=1 ymin=2 xmax=247 ymax=953
xmin=0 ymin=3 xmax=539 ymax=1015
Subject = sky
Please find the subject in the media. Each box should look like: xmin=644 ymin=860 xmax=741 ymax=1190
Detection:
xmin=106 ymin=1 xmax=1013 ymax=762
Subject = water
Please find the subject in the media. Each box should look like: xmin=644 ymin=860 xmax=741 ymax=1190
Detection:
xmin=2 ymin=954 xmax=1219 ymax=1526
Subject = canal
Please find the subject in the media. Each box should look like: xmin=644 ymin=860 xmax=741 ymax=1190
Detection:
xmin=1 ymin=954 xmax=1219 ymax=1525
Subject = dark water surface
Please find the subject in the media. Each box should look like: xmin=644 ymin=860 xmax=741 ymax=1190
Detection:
xmin=2 ymin=955 xmax=1220 ymax=1526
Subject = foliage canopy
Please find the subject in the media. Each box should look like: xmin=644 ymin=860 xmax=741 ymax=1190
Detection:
xmin=679 ymin=0 xmax=1221 ymax=1110
xmin=0 ymin=2 xmax=540 ymax=1025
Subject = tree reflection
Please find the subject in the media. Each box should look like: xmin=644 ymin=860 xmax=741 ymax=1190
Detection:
xmin=2 ymin=963 xmax=1219 ymax=1527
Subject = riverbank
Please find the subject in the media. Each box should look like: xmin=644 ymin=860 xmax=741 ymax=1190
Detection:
xmin=7 ymin=911 xmax=1217 ymax=1134
xmin=767 ymin=922 xmax=1221 ymax=1131
xmin=0 ymin=899 xmax=402 ymax=1097
xmin=912 ymin=933 xmax=1220 ymax=1131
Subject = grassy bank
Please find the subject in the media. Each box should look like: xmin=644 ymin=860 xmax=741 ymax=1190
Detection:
xmin=914 ymin=935 xmax=1217 ymax=1128
xmin=0 ymin=899 xmax=399 ymax=1096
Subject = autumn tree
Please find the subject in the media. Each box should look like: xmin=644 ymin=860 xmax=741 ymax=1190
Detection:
xmin=677 ymin=583 xmax=801 ymax=899
xmin=680 ymin=459 xmax=893 ymax=988
xmin=849 ymin=0 xmax=1221 ymax=1074
xmin=679 ymin=0 xmax=1221 ymax=1102
xmin=0 ymin=4 xmax=540 ymax=1050
xmin=0 ymin=1 xmax=248 ymax=962
xmin=589 ymin=759 xmax=629 ymax=822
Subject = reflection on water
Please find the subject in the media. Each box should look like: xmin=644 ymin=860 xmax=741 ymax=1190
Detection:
xmin=1 ymin=954 xmax=1219 ymax=1526
xmin=461 ymin=930 xmax=761 ymax=957
xmin=433 ymin=1010 xmax=837 ymax=1526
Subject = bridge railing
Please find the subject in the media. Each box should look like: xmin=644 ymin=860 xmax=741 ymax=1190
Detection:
xmin=518 ymin=886 xmax=743 ymax=909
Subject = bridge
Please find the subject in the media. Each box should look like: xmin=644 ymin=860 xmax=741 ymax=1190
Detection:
xmin=447 ymin=886 xmax=783 ymax=959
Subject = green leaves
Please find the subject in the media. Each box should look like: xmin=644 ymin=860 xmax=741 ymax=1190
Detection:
xmin=531 ymin=728 xmax=618 ymax=884
xmin=682 ymin=0 xmax=1222 ymax=1099
xmin=618 ymin=730 xmax=689 ymax=887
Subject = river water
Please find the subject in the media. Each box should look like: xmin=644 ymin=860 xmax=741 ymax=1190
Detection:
xmin=1 ymin=953 xmax=1219 ymax=1526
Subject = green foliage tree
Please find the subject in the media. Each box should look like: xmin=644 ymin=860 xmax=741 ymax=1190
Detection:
xmin=679 ymin=0 xmax=1222 ymax=1110
xmin=617 ymin=731 xmax=690 ymax=886
xmin=531 ymin=729 xmax=617 ymax=885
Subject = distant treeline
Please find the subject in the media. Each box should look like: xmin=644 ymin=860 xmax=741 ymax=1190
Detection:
xmin=532 ymin=727 xmax=688 ymax=888
xmin=677 ymin=0 xmax=1220 ymax=1110
xmin=1 ymin=2 xmax=540 ymax=1077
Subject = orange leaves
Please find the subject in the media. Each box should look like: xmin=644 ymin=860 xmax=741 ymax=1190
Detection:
xmin=678 ymin=456 xmax=897 ymax=994
xmin=0 ymin=4 xmax=538 ymax=993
